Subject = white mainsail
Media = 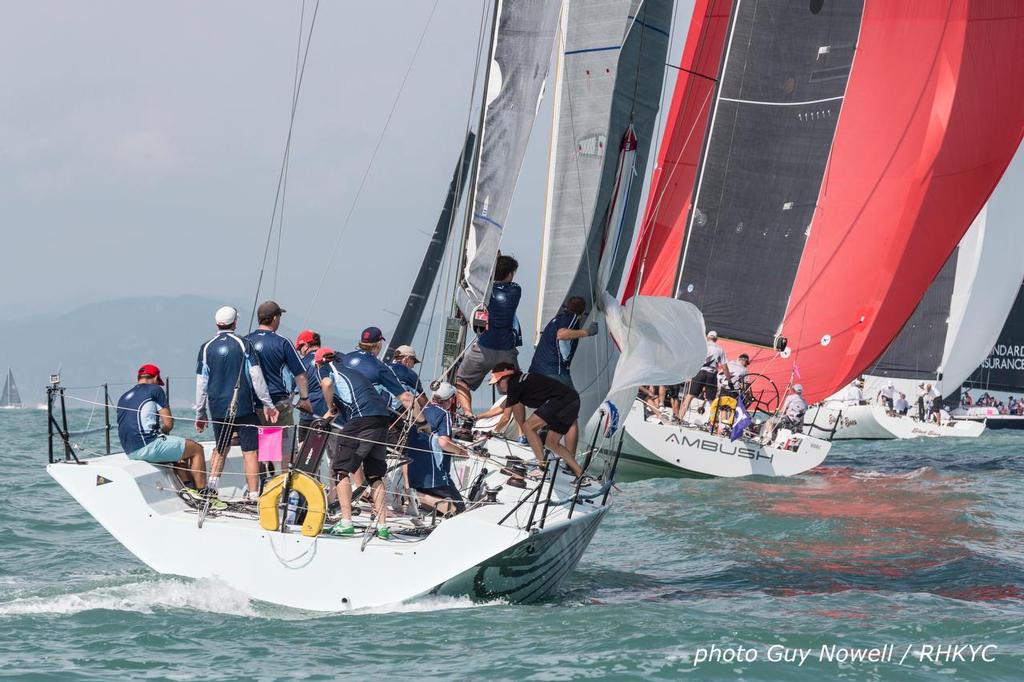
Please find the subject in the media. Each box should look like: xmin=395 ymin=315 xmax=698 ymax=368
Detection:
xmin=457 ymin=0 xmax=564 ymax=320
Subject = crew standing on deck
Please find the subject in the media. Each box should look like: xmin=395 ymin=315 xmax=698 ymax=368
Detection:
xmin=295 ymin=330 xmax=326 ymax=445
xmin=529 ymin=295 xmax=597 ymax=388
xmin=195 ymin=306 xmax=279 ymax=500
xmin=677 ymin=330 xmax=727 ymax=422
xmin=390 ymin=345 xmax=428 ymax=411
xmin=456 ymin=254 xmax=523 ymax=414
xmin=246 ymin=301 xmax=312 ymax=466
xmin=342 ymin=327 xmax=415 ymax=412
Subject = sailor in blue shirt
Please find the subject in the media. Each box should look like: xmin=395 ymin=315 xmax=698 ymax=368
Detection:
xmin=195 ymin=305 xmax=279 ymax=498
xmin=245 ymin=301 xmax=312 ymax=466
xmin=389 ymin=344 xmax=428 ymax=411
xmin=342 ymin=326 xmax=414 ymax=412
xmin=529 ymin=296 xmax=597 ymax=388
xmin=295 ymin=330 xmax=328 ymax=443
xmin=456 ymin=254 xmax=523 ymax=414
xmin=317 ymin=348 xmax=394 ymax=535
xmin=407 ymin=382 xmax=468 ymax=515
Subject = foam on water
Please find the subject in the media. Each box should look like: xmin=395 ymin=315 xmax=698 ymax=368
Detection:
xmin=350 ymin=595 xmax=502 ymax=616
xmin=0 ymin=577 xmax=258 ymax=618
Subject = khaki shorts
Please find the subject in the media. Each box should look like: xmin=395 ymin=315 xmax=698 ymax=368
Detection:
xmin=456 ymin=344 xmax=519 ymax=390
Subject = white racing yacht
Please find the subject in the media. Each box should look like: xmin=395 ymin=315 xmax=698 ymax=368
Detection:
xmin=805 ymin=400 xmax=984 ymax=441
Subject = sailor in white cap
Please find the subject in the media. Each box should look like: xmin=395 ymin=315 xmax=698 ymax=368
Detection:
xmin=390 ymin=344 xmax=428 ymax=411
xmin=676 ymin=329 xmax=728 ymax=423
xmin=877 ymin=381 xmax=896 ymax=411
xmin=780 ymin=383 xmax=808 ymax=431
xmin=405 ymin=381 xmax=469 ymax=515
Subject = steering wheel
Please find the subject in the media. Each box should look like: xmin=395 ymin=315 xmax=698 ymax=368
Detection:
xmin=742 ymin=373 xmax=780 ymax=416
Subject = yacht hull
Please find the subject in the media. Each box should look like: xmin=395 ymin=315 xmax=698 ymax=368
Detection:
xmin=807 ymin=403 xmax=985 ymax=440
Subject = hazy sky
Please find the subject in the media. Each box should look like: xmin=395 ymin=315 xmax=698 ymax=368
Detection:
xmin=1 ymin=2 xmax=556 ymax=343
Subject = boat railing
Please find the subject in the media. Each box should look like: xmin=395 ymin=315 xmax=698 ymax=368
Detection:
xmin=804 ymin=403 xmax=842 ymax=441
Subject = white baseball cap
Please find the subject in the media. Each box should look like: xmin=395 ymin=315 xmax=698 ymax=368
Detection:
xmin=433 ymin=382 xmax=456 ymax=400
xmin=793 ymin=384 xmax=804 ymax=394
xmin=215 ymin=306 xmax=238 ymax=326
xmin=707 ymin=330 xmax=718 ymax=339
xmin=395 ymin=345 xmax=420 ymax=363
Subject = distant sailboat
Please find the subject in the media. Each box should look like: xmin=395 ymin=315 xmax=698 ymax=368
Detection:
xmin=1 ymin=369 xmax=22 ymax=409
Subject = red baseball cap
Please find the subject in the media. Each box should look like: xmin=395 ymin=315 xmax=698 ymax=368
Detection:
xmin=295 ymin=329 xmax=316 ymax=349
xmin=137 ymin=363 xmax=164 ymax=385
xmin=314 ymin=347 xmax=336 ymax=365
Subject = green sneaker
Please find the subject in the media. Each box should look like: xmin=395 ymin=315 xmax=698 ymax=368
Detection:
xmin=329 ymin=522 xmax=355 ymax=536
xmin=376 ymin=527 xmax=392 ymax=540
xmin=195 ymin=487 xmax=227 ymax=511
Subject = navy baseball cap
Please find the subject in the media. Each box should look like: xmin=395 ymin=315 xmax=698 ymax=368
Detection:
xmin=361 ymin=326 xmax=385 ymax=343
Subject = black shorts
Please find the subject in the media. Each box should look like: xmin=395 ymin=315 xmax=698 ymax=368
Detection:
xmin=330 ymin=416 xmax=390 ymax=482
xmin=687 ymin=369 xmax=718 ymax=400
xmin=664 ymin=384 xmax=683 ymax=401
xmin=416 ymin=482 xmax=466 ymax=513
xmin=535 ymin=397 xmax=580 ymax=435
xmin=212 ymin=412 xmax=260 ymax=453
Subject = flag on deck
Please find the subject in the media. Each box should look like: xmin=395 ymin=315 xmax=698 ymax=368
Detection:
xmin=730 ymin=394 xmax=752 ymax=442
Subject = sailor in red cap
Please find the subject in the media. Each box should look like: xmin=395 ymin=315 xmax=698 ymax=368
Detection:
xmin=116 ymin=364 xmax=225 ymax=510
xmin=295 ymin=330 xmax=326 ymax=444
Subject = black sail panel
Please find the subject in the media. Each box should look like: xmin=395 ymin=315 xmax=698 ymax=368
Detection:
xmin=965 ymin=284 xmax=1024 ymax=393
xmin=869 ymin=250 xmax=958 ymax=380
xmin=675 ymin=0 xmax=863 ymax=345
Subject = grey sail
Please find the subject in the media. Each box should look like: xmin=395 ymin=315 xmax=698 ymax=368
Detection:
xmin=456 ymin=0 xmax=564 ymax=319
xmin=557 ymin=0 xmax=676 ymax=424
xmin=387 ymin=132 xmax=475 ymax=357
xmin=2 ymin=368 xmax=21 ymax=408
xmin=536 ymin=0 xmax=636 ymax=329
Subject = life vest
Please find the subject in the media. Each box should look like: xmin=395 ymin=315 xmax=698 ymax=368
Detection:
xmin=258 ymin=471 xmax=327 ymax=537
xmin=709 ymin=395 xmax=738 ymax=427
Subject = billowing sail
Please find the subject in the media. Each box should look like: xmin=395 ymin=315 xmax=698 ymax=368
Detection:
xmin=387 ymin=133 xmax=475 ymax=357
xmin=627 ymin=0 xmax=1024 ymax=403
xmin=965 ymin=284 xmax=1024 ymax=394
xmin=536 ymin=0 xmax=636 ymax=329
xmin=457 ymin=0 xmax=564 ymax=319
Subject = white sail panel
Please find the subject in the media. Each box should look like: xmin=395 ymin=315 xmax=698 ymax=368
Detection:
xmin=458 ymin=0 xmax=564 ymax=319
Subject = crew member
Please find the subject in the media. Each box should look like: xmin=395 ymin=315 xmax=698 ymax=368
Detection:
xmin=195 ymin=305 xmax=279 ymax=499
xmin=456 ymin=254 xmax=522 ymax=414
xmin=718 ymin=353 xmax=750 ymax=399
xmin=478 ymin=363 xmax=585 ymax=481
xmin=842 ymin=377 xmax=866 ymax=406
xmin=342 ymin=327 xmax=414 ymax=412
xmin=117 ymin=364 xmax=225 ymax=510
xmin=529 ymin=295 xmax=596 ymax=387
xmin=407 ymin=382 xmax=469 ymax=515
xmin=877 ymin=382 xmax=896 ymax=411
xmin=894 ymin=391 xmax=910 ymax=415
xmin=779 ymin=384 xmax=808 ymax=432
xmin=246 ymin=301 xmax=311 ymax=466
xmin=319 ymin=347 xmax=394 ymax=538
xmin=390 ymin=345 xmax=428 ymax=411
xmin=677 ymin=330 xmax=727 ymax=422
xmin=295 ymin=330 xmax=326 ymax=445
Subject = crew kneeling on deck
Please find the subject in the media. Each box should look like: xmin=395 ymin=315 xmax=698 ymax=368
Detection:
xmin=407 ymin=382 xmax=468 ymax=516
xmin=318 ymin=348 xmax=393 ymax=538
xmin=117 ymin=364 xmax=225 ymax=510
xmin=479 ymin=363 xmax=586 ymax=483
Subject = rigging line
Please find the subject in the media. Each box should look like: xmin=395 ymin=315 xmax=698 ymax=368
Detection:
xmin=273 ymin=0 xmax=308 ymax=298
xmin=249 ymin=0 xmax=322 ymax=332
xmin=664 ymin=63 xmax=717 ymax=81
xmin=305 ymin=0 xmax=441 ymax=323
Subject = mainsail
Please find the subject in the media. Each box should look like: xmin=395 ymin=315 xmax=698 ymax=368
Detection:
xmin=965 ymin=283 xmax=1024 ymax=394
xmin=456 ymin=0 xmax=564 ymax=320
xmin=626 ymin=0 xmax=1024 ymax=403
xmin=1 ymin=369 xmax=22 ymax=408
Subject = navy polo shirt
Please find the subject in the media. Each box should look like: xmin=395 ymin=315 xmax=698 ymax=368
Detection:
xmin=116 ymin=383 xmax=168 ymax=454
xmin=478 ymin=280 xmax=522 ymax=351
xmin=300 ymin=350 xmax=328 ymax=422
xmin=196 ymin=331 xmax=262 ymax=418
xmin=324 ymin=360 xmax=392 ymax=425
xmin=529 ymin=309 xmax=581 ymax=378
xmin=408 ymin=403 xmax=454 ymax=490
xmin=341 ymin=349 xmax=407 ymax=399
xmin=245 ymin=329 xmax=306 ymax=403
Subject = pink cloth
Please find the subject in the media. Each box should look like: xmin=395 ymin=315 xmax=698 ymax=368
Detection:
xmin=257 ymin=427 xmax=283 ymax=462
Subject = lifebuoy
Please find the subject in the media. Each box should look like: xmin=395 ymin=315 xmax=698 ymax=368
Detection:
xmin=258 ymin=471 xmax=327 ymax=537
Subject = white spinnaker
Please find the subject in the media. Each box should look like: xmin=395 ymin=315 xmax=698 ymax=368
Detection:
xmin=457 ymin=0 xmax=564 ymax=319
xmin=939 ymin=141 xmax=1024 ymax=394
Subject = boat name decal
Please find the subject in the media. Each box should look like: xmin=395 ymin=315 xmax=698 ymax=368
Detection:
xmin=664 ymin=434 xmax=771 ymax=461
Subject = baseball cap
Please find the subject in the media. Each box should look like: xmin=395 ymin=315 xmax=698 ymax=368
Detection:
xmin=137 ymin=363 xmax=164 ymax=386
xmin=433 ymin=382 xmax=456 ymax=400
xmin=707 ymin=330 xmax=718 ymax=339
xmin=295 ymin=329 xmax=316 ymax=348
xmin=395 ymin=345 xmax=420 ymax=363
xmin=214 ymin=306 xmax=237 ymax=326
xmin=361 ymin=327 xmax=385 ymax=343
xmin=314 ymin=347 xmax=336 ymax=365
xmin=489 ymin=368 xmax=518 ymax=385
xmin=793 ymin=384 xmax=804 ymax=394
xmin=257 ymin=300 xmax=286 ymax=320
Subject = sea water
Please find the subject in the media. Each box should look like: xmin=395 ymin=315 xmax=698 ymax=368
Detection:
xmin=1 ymin=408 xmax=1021 ymax=680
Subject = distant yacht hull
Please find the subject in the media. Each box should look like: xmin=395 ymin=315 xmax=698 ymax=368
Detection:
xmin=806 ymin=403 xmax=985 ymax=440
xmin=599 ymin=402 xmax=831 ymax=481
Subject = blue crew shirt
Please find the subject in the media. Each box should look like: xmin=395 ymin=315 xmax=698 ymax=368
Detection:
xmin=116 ymin=383 xmax=168 ymax=454
xmin=323 ymin=360 xmax=392 ymax=426
xmin=300 ymin=351 xmax=328 ymax=422
xmin=408 ymin=403 xmax=455 ymax=490
xmin=195 ymin=331 xmax=269 ymax=419
xmin=477 ymin=280 xmax=522 ymax=351
xmin=245 ymin=329 xmax=307 ymax=403
xmin=341 ymin=349 xmax=407 ymax=399
xmin=529 ymin=309 xmax=582 ymax=379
